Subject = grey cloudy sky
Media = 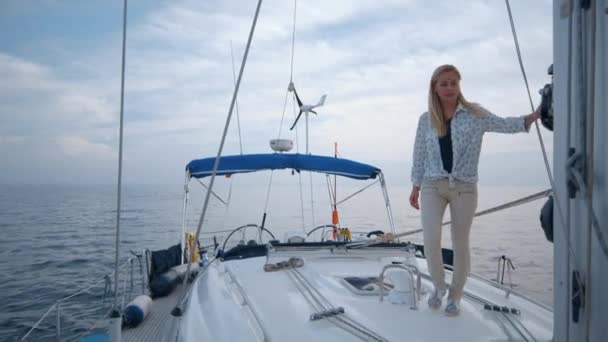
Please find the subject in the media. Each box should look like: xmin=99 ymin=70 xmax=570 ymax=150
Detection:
xmin=0 ymin=0 xmax=554 ymax=187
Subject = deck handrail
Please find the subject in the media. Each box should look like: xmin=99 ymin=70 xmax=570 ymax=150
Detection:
xmin=21 ymin=253 xmax=146 ymax=341
xmin=378 ymin=264 xmax=421 ymax=310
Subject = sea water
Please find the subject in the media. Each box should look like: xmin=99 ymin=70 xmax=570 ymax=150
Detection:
xmin=0 ymin=181 xmax=553 ymax=340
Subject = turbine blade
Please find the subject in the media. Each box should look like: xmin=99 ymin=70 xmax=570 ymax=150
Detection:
xmin=316 ymin=94 xmax=327 ymax=107
xmin=310 ymin=110 xmax=318 ymax=115
xmin=292 ymin=87 xmax=303 ymax=107
xmin=290 ymin=111 xmax=304 ymax=130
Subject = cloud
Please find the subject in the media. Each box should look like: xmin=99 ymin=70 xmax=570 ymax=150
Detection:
xmin=0 ymin=53 xmax=116 ymax=132
xmin=0 ymin=135 xmax=26 ymax=144
xmin=0 ymin=54 xmax=52 ymax=90
xmin=0 ymin=0 xmax=554 ymax=184
xmin=56 ymin=136 xmax=114 ymax=160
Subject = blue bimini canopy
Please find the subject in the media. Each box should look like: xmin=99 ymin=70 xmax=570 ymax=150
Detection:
xmin=186 ymin=153 xmax=381 ymax=180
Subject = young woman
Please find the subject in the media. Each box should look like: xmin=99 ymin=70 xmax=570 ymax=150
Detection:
xmin=409 ymin=64 xmax=540 ymax=316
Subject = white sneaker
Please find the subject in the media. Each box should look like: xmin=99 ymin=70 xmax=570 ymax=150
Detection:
xmin=444 ymin=299 xmax=460 ymax=316
xmin=427 ymin=287 xmax=446 ymax=310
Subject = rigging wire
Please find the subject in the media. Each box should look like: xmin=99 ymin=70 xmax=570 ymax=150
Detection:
xmin=309 ymin=171 xmax=317 ymax=228
xmin=348 ymin=189 xmax=552 ymax=248
xmin=263 ymin=172 xmax=275 ymax=216
xmin=284 ymin=266 xmax=387 ymax=341
xmin=504 ymin=0 xmax=554 ymax=185
xmin=230 ymin=41 xmax=244 ymax=155
xmin=276 ymin=0 xmax=298 ymax=140
xmin=336 ymin=180 xmax=380 ymax=206
xmin=174 ymin=0 xmax=263 ymax=312
xmin=504 ymin=0 xmax=592 ymax=268
xmin=262 ymin=0 xmax=308 ymax=235
xmin=196 ymin=178 xmax=228 ymax=205
xmin=289 ymin=0 xmax=297 ymax=82
xmin=220 ymin=40 xmax=243 ymax=232
xmin=295 ymin=99 xmax=307 ymax=233
xmin=222 ymin=179 xmax=234 ymax=228
xmin=326 ymin=175 xmax=335 ymax=212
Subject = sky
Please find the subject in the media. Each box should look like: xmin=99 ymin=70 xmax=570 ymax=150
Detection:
xmin=0 ymin=0 xmax=555 ymax=187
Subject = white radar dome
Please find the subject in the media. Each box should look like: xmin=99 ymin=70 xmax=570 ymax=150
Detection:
xmin=270 ymin=139 xmax=293 ymax=152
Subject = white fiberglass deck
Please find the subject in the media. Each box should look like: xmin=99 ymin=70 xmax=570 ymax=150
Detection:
xmin=174 ymin=247 xmax=553 ymax=341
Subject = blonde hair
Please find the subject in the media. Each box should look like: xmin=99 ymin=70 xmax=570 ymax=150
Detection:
xmin=428 ymin=64 xmax=486 ymax=137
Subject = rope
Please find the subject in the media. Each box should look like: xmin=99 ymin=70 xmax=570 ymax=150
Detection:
xmin=262 ymin=171 xmax=274 ymax=214
xmin=263 ymin=257 xmax=304 ymax=272
xmin=493 ymin=312 xmax=516 ymax=341
xmin=461 ymin=290 xmax=534 ymax=341
xmin=287 ymin=267 xmax=387 ymax=341
xmin=504 ymin=0 xmax=590 ymax=273
xmin=286 ymin=268 xmax=373 ymax=340
xmin=227 ymin=271 xmax=270 ymax=341
xmin=220 ymin=177 xmax=234 ymax=231
xmin=276 ymin=89 xmax=291 ymax=140
xmin=503 ymin=304 xmax=538 ymax=341
xmin=277 ymin=0 xmax=298 ymax=140
xmin=287 ymin=269 xmax=385 ymax=341
xmin=262 ymin=0 xmax=299 ymax=234
xmin=289 ymin=0 xmax=297 ymax=82
xmin=294 ymin=99 xmax=307 ymax=232
xmin=336 ymin=180 xmax=380 ymax=206
xmin=285 ymin=268 xmax=329 ymax=318
xmin=291 ymin=268 xmax=334 ymax=309
xmin=196 ymin=178 xmax=228 ymax=205
xmin=277 ymin=0 xmax=309 ymax=234
xmin=348 ymin=189 xmax=552 ymax=248
xmin=466 ymin=189 xmax=550 ymax=218
xmin=504 ymin=0 xmax=556 ymax=203
xmin=111 ymin=0 xmax=129 ymax=313
xmin=175 ymin=0 xmax=263 ymax=310
xmin=505 ymin=1 xmax=539 ymax=115
xmin=502 ymin=311 xmax=535 ymax=342
xmin=20 ymin=304 xmax=56 ymax=341
xmin=221 ymin=40 xmax=241 ymax=236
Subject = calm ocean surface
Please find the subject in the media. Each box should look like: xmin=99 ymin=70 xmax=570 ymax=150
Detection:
xmin=0 ymin=181 xmax=553 ymax=341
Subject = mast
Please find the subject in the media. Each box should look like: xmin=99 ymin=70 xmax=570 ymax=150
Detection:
xmin=552 ymin=1 xmax=607 ymax=341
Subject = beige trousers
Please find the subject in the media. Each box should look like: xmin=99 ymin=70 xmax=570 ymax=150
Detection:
xmin=420 ymin=179 xmax=478 ymax=302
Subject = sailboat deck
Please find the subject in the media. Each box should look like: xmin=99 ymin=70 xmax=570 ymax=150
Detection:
xmin=173 ymin=248 xmax=553 ymax=341
xmin=122 ymin=285 xmax=184 ymax=342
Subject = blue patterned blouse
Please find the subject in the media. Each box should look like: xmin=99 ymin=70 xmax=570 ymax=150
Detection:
xmin=411 ymin=103 xmax=527 ymax=187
